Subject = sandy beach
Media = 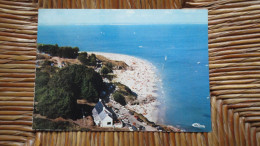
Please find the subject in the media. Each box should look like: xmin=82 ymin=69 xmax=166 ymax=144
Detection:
xmin=90 ymin=52 xmax=161 ymax=123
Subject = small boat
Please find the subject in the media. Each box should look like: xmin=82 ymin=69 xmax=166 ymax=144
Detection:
xmin=165 ymin=56 xmax=167 ymax=61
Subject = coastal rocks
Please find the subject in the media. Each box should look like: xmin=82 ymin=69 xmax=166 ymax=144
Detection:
xmin=165 ymin=125 xmax=181 ymax=132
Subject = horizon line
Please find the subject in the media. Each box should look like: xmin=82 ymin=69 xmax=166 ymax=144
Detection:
xmin=39 ymin=23 xmax=208 ymax=26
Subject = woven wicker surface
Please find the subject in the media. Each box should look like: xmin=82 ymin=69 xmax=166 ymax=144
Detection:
xmin=0 ymin=0 xmax=260 ymax=145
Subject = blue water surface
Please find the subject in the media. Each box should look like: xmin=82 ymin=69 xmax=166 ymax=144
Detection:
xmin=38 ymin=24 xmax=211 ymax=132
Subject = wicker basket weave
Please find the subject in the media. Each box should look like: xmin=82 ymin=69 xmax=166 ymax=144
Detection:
xmin=0 ymin=0 xmax=260 ymax=145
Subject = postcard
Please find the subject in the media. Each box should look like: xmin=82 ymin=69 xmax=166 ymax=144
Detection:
xmin=33 ymin=9 xmax=210 ymax=132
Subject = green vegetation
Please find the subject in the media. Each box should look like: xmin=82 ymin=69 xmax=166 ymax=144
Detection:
xmin=88 ymin=54 xmax=97 ymax=66
xmin=37 ymin=44 xmax=59 ymax=56
xmin=35 ymin=64 xmax=105 ymax=119
xmin=105 ymin=62 xmax=113 ymax=69
xmin=78 ymin=52 xmax=97 ymax=66
xmin=112 ymin=83 xmax=137 ymax=105
xmin=100 ymin=62 xmax=114 ymax=80
xmin=37 ymin=60 xmax=58 ymax=75
xmin=100 ymin=65 xmax=113 ymax=75
xmin=78 ymin=52 xmax=88 ymax=65
xmin=37 ymin=88 xmax=77 ymax=119
xmin=115 ymin=82 xmax=133 ymax=95
xmin=113 ymin=92 xmax=126 ymax=106
xmin=33 ymin=117 xmax=77 ymax=130
xmin=37 ymin=44 xmax=79 ymax=59
xmin=42 ymin=60 xmax=52 ymax=66
xmin=35 ymin=71 xmax=50 ymax=88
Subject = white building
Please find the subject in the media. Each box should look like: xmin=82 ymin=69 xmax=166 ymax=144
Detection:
xmin=92 ymin=100 xmax=113 ymax=127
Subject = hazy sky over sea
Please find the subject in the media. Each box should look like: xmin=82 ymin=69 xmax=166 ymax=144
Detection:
xmin=39 ymin=9 xmax=208 ymax=26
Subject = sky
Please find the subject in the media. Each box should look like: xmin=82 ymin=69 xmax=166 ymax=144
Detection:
xmin=38 ymin=9 xmax=208 ymax=26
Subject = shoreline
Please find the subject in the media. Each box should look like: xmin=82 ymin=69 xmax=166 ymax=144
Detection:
xmin=89 ymin=52 xmax=162 ymax=123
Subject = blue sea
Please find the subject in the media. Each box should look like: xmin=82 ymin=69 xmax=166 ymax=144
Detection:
xmin=37 ymin=24 xmax=211 ymax=132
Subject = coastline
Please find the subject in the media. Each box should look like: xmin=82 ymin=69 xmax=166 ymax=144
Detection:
xmin=89 ymin=52 xmax=161 ymax=123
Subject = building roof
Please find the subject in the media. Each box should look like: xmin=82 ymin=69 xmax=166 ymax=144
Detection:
xmin=93 ymin=100 xmax=113 ymax=121
xmin=95 ymin=101 xmax=104 ymax=114
xmin=99 ymin=111 xmax=110 ymax=120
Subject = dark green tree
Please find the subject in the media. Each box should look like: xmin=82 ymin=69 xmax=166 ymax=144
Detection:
xmin=37 ymin=44 xmax=79 ymax=59
xmin=88 ymin=54 xmax=97 ymax=66
xmin=100 ymin=66 xmax=112 ymax=75
xmin=35 ymin=86 xmax=48 ymax=102
xmin=48 ymin=64 xmax=104 ymax=101
xmin=37 ymin=88 xmax=78 ymax=119
xmin=81 ymin=65 xmax=105 ymax=101
xmin=37 ymin=44 xmax=59 ymax=56
xmin=113 ymin=92 xmax=126 ymax=106
xmin=42 ymin=60 xmax=52 ymax=67
xmin=73 ymin=47 xmax=79 ymax=58
xmin=78 ymin=52 xmax=88 ymax=65
xmin=106 ymin=62 xmax=113 ymax=69
xmin=81 ymin=81 xmax=99 ymax=102
xmin=35 ymin=71 xmax=50 ymax=88
xmin=35 ymin=64 xmax=105 ymax=119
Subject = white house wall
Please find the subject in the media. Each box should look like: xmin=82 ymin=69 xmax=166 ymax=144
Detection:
xmin=101 ymin=116 xmax=113 ymax=127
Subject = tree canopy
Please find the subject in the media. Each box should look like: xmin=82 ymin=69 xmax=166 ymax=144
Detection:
xmin=37 ymin=44 xmax=79 ymax=59
xmin=113 ymin=92 xmax=126 ymax=106
xmin=37 ymin=87 xmax=77 ymax=119
xmin=78 ymin=52 xmax=97 ymax=66
xmin=88 ymin=54 xmax=97 ymax=66
xmin=78 ymin=52 xmax=88 ymax=65
xmin=100 ymin=65 xmax=113 ymax=75
xmin=35 ymin=64 xmax=105 ymax=119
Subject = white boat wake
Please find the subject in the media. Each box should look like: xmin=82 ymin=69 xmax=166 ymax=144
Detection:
xmin=192 ymin=123 xmax=205 ymax=128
